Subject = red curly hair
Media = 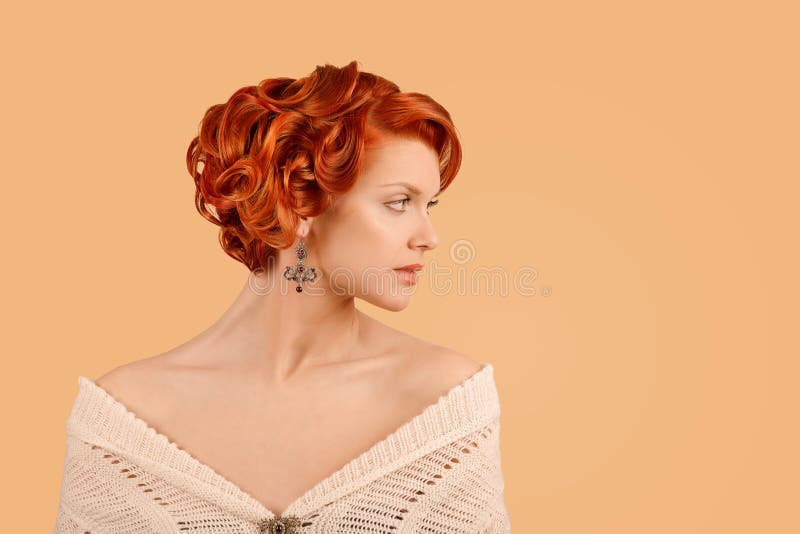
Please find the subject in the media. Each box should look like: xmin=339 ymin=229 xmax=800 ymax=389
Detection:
xmin=186 ymin=60 xmax=462 ymax=273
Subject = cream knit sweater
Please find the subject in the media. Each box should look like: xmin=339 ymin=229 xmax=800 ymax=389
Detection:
xmin=55 ymin=363 xmax=511 ymax=533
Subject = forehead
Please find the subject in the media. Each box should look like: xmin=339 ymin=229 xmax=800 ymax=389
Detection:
xmin=355 ymin=137 xmax=441 ymax=195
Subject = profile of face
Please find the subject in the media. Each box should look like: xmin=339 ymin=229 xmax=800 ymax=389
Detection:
xmin=300 ymin=136 xmax=442 ymax=311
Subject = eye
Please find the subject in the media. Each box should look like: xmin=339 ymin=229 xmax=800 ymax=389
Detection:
xmin=386 ymin=197 xmax=412 ymax=211
xmin=386 ymin=197 xmax=440 ymax=213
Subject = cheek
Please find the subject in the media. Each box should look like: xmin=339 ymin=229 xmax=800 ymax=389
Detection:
xmin=317 ymin=204 xmax=399 ymax=271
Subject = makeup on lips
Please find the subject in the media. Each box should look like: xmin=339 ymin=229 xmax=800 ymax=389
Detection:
xmin=393 ymin=263 xmax=423 ymax=285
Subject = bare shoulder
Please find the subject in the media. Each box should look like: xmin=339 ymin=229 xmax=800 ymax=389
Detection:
xmin=92 ymin=355 xmax=173 ymax=416
xmin=426 ymin=344 xmax=485 ymax=384
xmin=398 ymin=340 xmax=485 ymax=400
xmin=361 ymin=312 xmax=484 ymax=396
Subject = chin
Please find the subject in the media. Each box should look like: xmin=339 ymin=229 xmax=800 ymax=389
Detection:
xmin=359 ymin=292 xmax=413 ymax=312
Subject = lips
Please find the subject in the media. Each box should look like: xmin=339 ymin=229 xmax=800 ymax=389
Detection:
xmin=395 ymin=263 xmax=423 ymax=272
xmin=393 ymin=268 xmax=419 ymax=285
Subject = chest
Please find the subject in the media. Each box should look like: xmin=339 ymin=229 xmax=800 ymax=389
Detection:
xmin=145 ymin=377 xmax=424 ymax=516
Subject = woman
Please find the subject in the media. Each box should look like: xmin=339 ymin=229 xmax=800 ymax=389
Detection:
xmin=55 ymin=60 xmax=511 ymax=533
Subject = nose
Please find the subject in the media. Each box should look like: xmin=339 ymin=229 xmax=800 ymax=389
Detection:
xmin=412 ymin=212 xmax=439 ymax=251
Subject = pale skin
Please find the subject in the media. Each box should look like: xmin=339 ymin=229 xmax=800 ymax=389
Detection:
xmin=94 ymin=137 xmax=484 ymax=517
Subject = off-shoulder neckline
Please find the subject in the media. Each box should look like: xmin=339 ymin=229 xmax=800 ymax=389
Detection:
xmin=68 ymin=362 xmax=499 ymax=521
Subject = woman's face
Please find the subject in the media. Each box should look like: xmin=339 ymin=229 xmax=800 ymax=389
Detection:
xmin=307 ymin=136 xmax=442 ymax=311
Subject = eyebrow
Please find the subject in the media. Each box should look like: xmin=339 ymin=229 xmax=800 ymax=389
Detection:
xmin=382 ymin=181 xmax=441 ymax=197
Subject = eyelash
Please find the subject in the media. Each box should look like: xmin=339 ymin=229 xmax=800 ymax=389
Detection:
xmin=388 ymin=197 xmax=439 ymax=212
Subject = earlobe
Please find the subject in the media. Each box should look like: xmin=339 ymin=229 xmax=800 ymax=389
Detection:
xmin=296 ymin=216 xmax=315 ymax=239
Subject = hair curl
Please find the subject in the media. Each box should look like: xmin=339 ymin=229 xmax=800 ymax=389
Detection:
xmin=186 ymin=60 xmax=462 ymax=273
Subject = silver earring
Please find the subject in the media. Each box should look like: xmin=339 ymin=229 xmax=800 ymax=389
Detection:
xmin=283 ymin=237 xmax=318 ymax=293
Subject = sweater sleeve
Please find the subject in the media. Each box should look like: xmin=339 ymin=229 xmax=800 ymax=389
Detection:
xmin=54 ymin=435 xmax=98 ymax=534
xmin=414 ymin=416 xmax=513 ymax=533
xmin=54 ymin=501 xmax=91 ymax=534
xmin=477 ymin=487 xmax=513 ymax=533
xmin=480 ymin=418 xmax=511 ymax=534
xmin=53 ymin=434 xmax=175 ymax=533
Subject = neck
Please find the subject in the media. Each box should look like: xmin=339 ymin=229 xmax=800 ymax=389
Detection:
xmin=200 ymin=267 xmax=365 ymax=384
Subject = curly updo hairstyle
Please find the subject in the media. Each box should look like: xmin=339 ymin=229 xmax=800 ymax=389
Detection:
xmin=186 ymin=60 xmax=462 ymax=274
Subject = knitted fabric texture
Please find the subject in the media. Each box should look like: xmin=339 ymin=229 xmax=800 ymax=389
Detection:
xmin=55 ymin=363 xmax=511 ymax=533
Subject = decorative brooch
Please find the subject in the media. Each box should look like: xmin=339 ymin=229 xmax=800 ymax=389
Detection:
xmin=257 ymin=514 xmax=303 ymax=534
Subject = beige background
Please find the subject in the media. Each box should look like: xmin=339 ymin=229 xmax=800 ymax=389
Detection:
xmin=2 ymin=1 xmax=798 ymax=532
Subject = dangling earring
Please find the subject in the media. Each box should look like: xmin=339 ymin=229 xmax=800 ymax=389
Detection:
xmin=283 ymin=237 xmax=318 ymax=293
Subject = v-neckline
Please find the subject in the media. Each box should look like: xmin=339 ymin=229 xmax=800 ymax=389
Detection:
xmin=67 ymin=363 xmax=498 ymax=521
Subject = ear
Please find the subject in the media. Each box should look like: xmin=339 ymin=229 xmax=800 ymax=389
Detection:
xmin=296 ymin=216 xmax=315 ymax=239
